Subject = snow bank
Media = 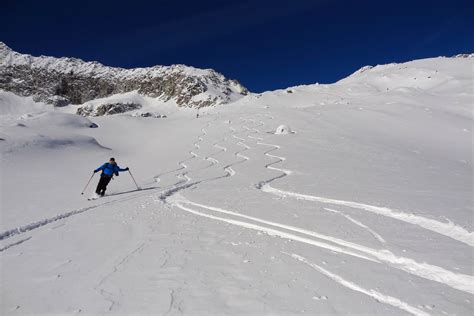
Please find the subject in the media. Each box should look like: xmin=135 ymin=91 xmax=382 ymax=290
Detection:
xmin=0 ymin=90 xmax=52 ymax=116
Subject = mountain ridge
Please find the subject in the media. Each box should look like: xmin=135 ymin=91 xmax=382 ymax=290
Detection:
xmin=0 ymin=42 xmax=248 ymax=108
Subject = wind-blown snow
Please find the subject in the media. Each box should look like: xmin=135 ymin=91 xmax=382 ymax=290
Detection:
xmin=0 ymin=55 xmax=473 ymax=315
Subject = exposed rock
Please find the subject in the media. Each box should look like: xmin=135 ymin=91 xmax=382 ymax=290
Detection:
xmin=133 ymin=112 xmax=167 ymax=118
xmin=0 ymin=42 xmax=248 ymax=108
xmin=77 ymin=102 xmax=141 ymax=117
xmin=453 ymin=53 xmax=474 ymax=58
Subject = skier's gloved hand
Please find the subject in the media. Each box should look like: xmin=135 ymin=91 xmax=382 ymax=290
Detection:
xmin=93 ymin=170 xmax=98 ymax=173
xmin=125 ymin=167 xmax=129 ymax=171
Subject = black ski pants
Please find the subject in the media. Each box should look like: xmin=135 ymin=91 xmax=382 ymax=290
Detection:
xmin=96 ymin=175 xmax=112 ymax=196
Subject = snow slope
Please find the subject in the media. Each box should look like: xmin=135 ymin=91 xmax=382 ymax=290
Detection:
xmin=0 ymin=56 xmax=473 ymax=315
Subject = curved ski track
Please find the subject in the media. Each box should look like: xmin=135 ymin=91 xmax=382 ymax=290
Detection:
xmin=160 ymin=112 xmax=474 ymax=314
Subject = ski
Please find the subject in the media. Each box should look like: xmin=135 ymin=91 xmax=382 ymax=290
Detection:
xmin=87 ymin=194 xmax=103 ymax=201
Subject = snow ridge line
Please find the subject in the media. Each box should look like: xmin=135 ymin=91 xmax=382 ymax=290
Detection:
xmin=171 ymin=197 xmax=474 ymax=294
xmin=287 ymin=253 xmax=429 ymax=316
xmin=264 ymin=185 xmax=474 ymax=247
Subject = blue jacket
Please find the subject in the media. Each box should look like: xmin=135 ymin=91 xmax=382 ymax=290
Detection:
xmin=95 ymin=163 xmax=127 ymax=177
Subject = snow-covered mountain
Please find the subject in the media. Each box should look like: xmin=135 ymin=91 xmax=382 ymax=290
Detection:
xmin=1 ymin=54 xmax=473 ymax=315
xmin=0 ymin=42 xmax=248 ymax=110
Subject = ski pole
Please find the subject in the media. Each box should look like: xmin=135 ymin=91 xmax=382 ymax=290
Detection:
xmin=81 ymin=173 xmax=95 ymax=195
xmin=128 ymin=170 xmax=140 ymax=190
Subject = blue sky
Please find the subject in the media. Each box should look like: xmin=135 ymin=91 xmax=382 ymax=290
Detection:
xmin=1 ymin=0 xmax=473 ymax=92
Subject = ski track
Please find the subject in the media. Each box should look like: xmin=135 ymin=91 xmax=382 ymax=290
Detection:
xmin=324 ymin=208 xmax=386 ymax=244
xmin=95 ymin=242 xmax=146 ymax=312
xmin=175 ymin=202 xmax=375 ymax=262
xmin=0 ymin=237 xmax=32 ymax=252
xmin=162 ymin=116 xmax=262 ymax=192
xmin=165 ymin=113 xmax=474 ymax=297
xmin=263 ymin=185 xmax=474 ymax=247
xmin=287 ymin=253 xmax=430 ymax=316
xmin=0 ymin=188 xmax=157 ymax=242
xmin=170 ymin=196 xmax=474 ymax=295
xmin=158 ymin=118 xmax=257 ymax=201
xmin=252 ymin=114 xmax=473 ymax=247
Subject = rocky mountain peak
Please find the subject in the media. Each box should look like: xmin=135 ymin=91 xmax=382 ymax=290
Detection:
xmin=0 ymin=42 xmax=9 ymax=50
xmin=0 ymin=43 xmax=249 ymax=109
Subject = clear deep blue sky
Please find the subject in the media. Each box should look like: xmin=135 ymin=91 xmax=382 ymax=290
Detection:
xmin=1 ymin=0 xmax=473 ymax=92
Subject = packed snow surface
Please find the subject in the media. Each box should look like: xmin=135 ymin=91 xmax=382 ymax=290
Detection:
xmin=0 ymin=56 xmax=473 ymax=315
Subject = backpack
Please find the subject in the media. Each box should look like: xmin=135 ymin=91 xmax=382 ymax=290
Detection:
xmin=103 ymin=163 xmax=119 ymax=177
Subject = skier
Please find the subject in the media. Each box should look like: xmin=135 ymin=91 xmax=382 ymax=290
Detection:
xmin=93 ymin=158 xmax=129 ymax=196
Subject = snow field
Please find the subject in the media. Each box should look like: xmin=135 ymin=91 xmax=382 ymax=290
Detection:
xmin=1 ymin=56 xmax=473 ymax=314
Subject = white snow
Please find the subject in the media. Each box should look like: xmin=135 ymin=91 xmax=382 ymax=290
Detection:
xmin=0 ymin=55 xmax=473 ymax=315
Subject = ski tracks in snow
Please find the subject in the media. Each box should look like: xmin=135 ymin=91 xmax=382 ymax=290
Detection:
xmin=324 ymin=207 xmax=386 ymax=244
xmin=5 ymin=112 xmax=471 ymax=313
xmin=0 ymin=189 xmax=156 ymax=244
xmin=157 ymin=117 xmax=258 ymax=202
xmin=286 ymin=253 xmax=430 ymax=316
xmin=263 ymin=185 xmax=474 ymax=247
xmin=163 ymin=112 xmax=473 ymax=313
xmin=252 ymin=113 xmax=474 ymax=247
xmin=169 ymin=194 xmax=474 ymax=296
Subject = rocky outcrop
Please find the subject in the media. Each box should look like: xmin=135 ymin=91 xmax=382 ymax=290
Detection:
xmin=0 ymin=42 xmax=248 ymax=108
xmin=453 ymin=53 xmax=474 ymax=58
xmin=76 ymin=102 xmax=142 ymax=117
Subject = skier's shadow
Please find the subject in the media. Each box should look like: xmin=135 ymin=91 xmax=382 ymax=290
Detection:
xmin=107 ymin=186 xmax=157 ymax=197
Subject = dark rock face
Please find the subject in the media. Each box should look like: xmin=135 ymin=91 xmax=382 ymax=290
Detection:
xmin=77 ymin=102 xmax=142 ymax=117
xmin=0 ymin=42 xmax=248 ymax=109
xmin=137 ymin=112 xmax=167 ymax=118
